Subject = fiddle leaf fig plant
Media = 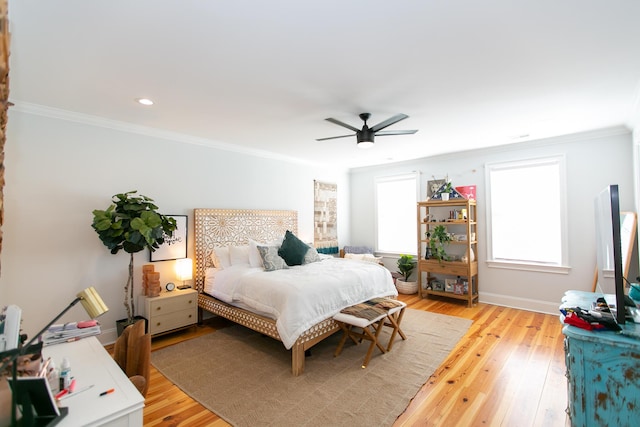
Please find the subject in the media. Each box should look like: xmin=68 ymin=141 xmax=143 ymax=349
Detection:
xmin=92 ymin=191 xmax=177 ymax=323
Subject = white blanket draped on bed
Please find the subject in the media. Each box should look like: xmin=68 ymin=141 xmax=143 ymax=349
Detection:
xmin=204 ymin=258 xmax=397 ymax=349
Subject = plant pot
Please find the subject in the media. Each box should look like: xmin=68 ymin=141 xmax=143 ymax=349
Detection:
xmin=396 ymin=279 xmax=418 ymax=294
xmin=441 ymin=193 xmax=450 ymax=201
xmin=116 ymin=315 xmax=148 ymax=337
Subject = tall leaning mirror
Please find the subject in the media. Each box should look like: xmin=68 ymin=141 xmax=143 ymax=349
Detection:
xmin=592 ymin=211 xmax=638 ymax=292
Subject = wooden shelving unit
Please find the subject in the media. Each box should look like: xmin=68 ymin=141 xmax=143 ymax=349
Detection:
xmin=417 ymin=199 xmax=478 ymax=307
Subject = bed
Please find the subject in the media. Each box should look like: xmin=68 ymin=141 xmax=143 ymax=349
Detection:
xmin=194 ymin=208 xmax=397 ymax=375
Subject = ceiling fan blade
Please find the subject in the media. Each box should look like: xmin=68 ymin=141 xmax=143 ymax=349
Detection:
xmin=375 ymin=129 xmax=418 ymax=136
xmin=325 ymin=118 xmax=360 ymax=132
xmin=370 ymin=114 xmax=409 ymax=132
xmin=316 ymin=134 xmax=355 ymax=141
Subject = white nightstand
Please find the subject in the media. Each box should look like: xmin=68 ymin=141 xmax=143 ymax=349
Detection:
xmin=138 ymin=288 xmax=197 ymax=336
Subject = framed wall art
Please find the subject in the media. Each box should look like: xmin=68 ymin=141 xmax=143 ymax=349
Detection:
xmin=150 ymin=215 xmax=187 ymax=261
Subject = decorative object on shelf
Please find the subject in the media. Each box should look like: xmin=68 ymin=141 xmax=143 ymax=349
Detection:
xmin=432 ymin=280 xmax=445 ymax=291
xmin=455 ymin=185 xmax=476 ymax=200
xmin=430 ymin=177 xmax=466 ymax=201
xmin=91 ymin=191 xmax=177 ymax=329
xmin=427 ymin=179 xmax=446 ymax=200
xmin=427 ymin=225 xmax=451 ymax=263
xmin=461 ymin=246 xmax=475 ymax=263
xmin=453 ymin=277 xmax=465 ymax=295
xmin=396 ymin=254 xmax=418 ymax=294
xmin=150 ymin=215 xmax=187 ymax=261
xmin=440 ymin=182 xmax=452 ymax=201
xmin=444 ymin=278 xmax=455 ymax=292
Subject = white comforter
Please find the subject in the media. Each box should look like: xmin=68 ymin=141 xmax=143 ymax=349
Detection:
xmin=204 ymin=258 xmax=397 ymax=349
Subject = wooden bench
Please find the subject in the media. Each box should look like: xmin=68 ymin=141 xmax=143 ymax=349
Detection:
xmin=333 ymin=299 xmax=407 ymax=368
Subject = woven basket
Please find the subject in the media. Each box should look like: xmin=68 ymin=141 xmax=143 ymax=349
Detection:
xmin=396 ymin=279 xmax=418 ymax=295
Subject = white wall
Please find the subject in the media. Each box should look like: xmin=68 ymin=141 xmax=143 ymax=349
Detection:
xmin=349 ymin=127 xmax=635 ymax=314
xmin=0 ymin=110 xmax=350 ymax=343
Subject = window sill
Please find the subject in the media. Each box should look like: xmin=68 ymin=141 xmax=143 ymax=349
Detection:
xmin=486 ymin=259 xmax=571 ymax=275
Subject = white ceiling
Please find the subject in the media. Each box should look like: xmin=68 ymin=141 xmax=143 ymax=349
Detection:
xmin=7 ymin=0 xmax=640 ymax=169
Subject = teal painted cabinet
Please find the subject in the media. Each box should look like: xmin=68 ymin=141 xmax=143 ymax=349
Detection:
xmin=562 ymin=294 xmax=640 ymax=426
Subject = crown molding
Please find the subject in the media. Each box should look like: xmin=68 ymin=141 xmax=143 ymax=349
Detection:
xmin=9 ymin=100 xmax=335 ymax=168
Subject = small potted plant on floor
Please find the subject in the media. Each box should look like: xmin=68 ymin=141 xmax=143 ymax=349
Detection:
xmin=92 ymin=191 xmax=177 ymax=335
xmin=396 ymin=254 xmax=418 ymax=294
xmin=427 ymin=225 xmax=451 ymax=263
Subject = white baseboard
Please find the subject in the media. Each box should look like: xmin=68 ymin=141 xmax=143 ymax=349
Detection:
xmin=98 ymin=328 xmax=118 ymax=346
xmin=479 ymin=292 xmax=560 ymax=315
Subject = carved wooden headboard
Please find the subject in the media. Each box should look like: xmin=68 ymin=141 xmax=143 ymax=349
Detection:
xmin=193 ymin=209 xmax=298 ymax=292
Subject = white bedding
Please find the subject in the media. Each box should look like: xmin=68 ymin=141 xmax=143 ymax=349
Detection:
xmin=204 ymin=258 xmax=397 ymax=349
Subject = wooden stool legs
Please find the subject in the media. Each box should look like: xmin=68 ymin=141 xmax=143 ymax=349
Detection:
xmin=385 ymin=306 xmax=407 ymax=351
xmin=334 ymin=317 xmax=388 ymax=368
xmin=333 ymin=306 xmax=407 ymax=368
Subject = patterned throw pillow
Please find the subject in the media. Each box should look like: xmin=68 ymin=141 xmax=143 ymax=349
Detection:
xmin=303 ymin=245 xmax=322 ymax=264
xmin=257 ymin=245 xmax=288 ymax=271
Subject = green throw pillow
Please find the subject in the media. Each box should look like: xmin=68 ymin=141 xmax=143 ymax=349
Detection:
xmin=278 ymin=230 xmax=309 ymax=266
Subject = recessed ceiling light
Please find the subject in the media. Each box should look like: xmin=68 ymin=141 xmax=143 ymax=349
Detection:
xmin=135 ymin=98 xmax=154 ymax=106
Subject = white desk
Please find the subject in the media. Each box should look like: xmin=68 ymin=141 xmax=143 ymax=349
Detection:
xmin=43 ymin=337 xmax=144 ymax=427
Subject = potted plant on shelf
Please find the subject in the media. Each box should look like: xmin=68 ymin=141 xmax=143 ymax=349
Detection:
xmin=396 ymin=254 xmax=418 ymax=294
xmin=440 ymin=181 xmax=453 ymax=201
xmin=427 ymin=225 xmax=451 ymax=263
xmin=92 ymin=191 xmax=177 ymax=335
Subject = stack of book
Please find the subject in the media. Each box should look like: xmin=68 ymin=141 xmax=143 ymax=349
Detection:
xmin=42 ymin=320 xmax=101 ymax=346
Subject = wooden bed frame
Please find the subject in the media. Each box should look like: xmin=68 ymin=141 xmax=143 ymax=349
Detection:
xmin=194 ymin=208 xmax=340 ymax=376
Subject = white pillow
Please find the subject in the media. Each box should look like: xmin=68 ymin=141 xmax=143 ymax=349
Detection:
xmin=229 ymin=245 xmax=250 ymax=265
xmin=344 ymin=253 xmax=382 ymax=264
xmin=249 ymin=238 xmax=283 ymax=268
xmin=211 ymin=247 xmax=231 ymax=269
xmin=249 ymin=239 xmax=264 ymax=268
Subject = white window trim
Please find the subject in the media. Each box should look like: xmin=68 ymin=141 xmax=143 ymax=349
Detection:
xmin=374 ymin=172 xmax=420 ymax=256
xmin=485 ymin=155 xmax=571 ymax=274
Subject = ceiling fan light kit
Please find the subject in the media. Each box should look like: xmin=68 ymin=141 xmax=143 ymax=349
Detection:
xmin=317 ymin=112 xmax=418 ymax=147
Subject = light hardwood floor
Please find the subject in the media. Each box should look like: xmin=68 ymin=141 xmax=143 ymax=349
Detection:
xmin=140 ymin=294 xmax=569 ymax=426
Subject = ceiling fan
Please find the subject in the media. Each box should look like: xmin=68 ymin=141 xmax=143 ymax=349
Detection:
xmin=316 ymin=113 xmax=418 ymax=148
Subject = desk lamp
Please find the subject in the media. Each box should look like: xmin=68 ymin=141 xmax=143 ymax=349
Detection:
xmin=175 ymin=258 xmax=193 ymax=289
xmin=1 ymin=286 xmax=108 ymax=427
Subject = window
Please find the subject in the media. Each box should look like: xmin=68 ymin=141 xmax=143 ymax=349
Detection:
xmin=485 ymin=155 xmax=569 ymax=273
xmin=375 ymin=173 xmax=419 ymax=254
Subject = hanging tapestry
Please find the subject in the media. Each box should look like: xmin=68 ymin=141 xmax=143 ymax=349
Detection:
xmin=313 ymin=181 xmax=338 ymax=254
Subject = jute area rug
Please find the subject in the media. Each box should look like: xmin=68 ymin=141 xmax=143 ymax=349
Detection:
xmin=151 ymin=309 xmax=472 ymax=427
